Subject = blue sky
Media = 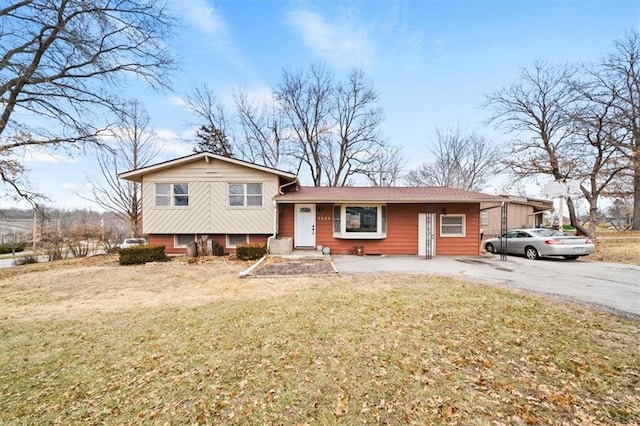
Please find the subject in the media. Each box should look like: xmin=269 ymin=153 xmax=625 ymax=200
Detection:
xmin=3 ymin=0 xmax=639 ymax=211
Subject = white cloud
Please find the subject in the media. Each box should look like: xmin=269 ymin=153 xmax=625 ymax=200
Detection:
xmin=176 ymin=0 xmax=250 ymax=73
xmin=155 ymin=128 xmax=182 ymax=141
xmin=180 ymin=0 xmax=227 ymax=36
xmin=61 ymin=182 xmax=77 ymax=190
xmin=169 ymin=95 xmax=189 ymax=109
xmin=234 ymin=85 xmax=277 ymax=110
xmin=22 ymin=149 xmax=76 ymax=165
xmin=154 ymin=128 xmax=193 ymax=158
xmin=286 ymin=8 xmax=374 ymax=69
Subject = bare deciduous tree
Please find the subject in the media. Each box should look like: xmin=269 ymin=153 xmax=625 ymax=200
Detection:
xmin=362 ymin=143 xmax=405 ymax=186
xmin=275 ymin=63 xmax=333 ymax=185
xmin=485 ymin=62 xmax=593 ymax=234
xmin=84 ymin=100 xmax=159 ymax=236
xmin=326 ymin=69 xmax=385 ymax=186
xmin=566 ymin=75 xmax=629 ymax=237
xmin=597 ymin=31 xmax=640 ymax=229
xmin=184 ymin=84 xmax=233 ymax=157
xmin=0 ymin=0 xmax=175 ymax=204
xmin=274 ymin=64 xmax=388 ymax=186
xmin=234 ymin=89 xmax=287 ymax=169
xmin=603 ymin=197 xmax=633 ymax=230
xmin=487 ymin=61 xmax=629 ymax=239
xmin=405 ymin=125 xmax=499 ymax=191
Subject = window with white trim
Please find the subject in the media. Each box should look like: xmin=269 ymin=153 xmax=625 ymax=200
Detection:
xmin=155 ymin=183 xmax=189 ymax=207
xmin=333 ymin=204 xmax=387 ymax=239
xmin=228 ymin=183 xmax=263 ymax=207
xmin=440 ymin=214 xmax=466 ymax=237
xmin=480 ymin=210 xmax=489 ymax=226
xmin=227 ymin=234 xmax=248 ymax=248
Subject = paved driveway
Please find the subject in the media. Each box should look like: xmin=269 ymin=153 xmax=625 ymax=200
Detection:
xmin=332 ymin=255 xmax=640 ymax=318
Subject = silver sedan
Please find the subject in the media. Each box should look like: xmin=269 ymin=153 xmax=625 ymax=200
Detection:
xmin=483 ymin=228 xmax=595 ymax=260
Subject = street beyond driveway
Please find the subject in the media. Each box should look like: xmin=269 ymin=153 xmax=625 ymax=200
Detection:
xmin=332 ymin=255 xmax=640 ymax=317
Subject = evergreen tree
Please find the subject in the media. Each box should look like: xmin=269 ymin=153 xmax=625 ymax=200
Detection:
xmin=193 ymin=125 xmax=233 ymax=157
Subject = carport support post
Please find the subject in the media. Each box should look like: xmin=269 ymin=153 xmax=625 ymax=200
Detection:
xmin=500 ymin=201 xmax=508 ymax=261
xmin=423 ymin=206 xmax=433 ymax=260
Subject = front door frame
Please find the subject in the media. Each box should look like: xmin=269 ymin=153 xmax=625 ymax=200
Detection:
xmin=294 ymin=203 xmax=316 ymax=248
xmin=418 ymin=213 xmax=436 ymax=258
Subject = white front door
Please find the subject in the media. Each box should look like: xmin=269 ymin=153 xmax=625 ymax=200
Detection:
xmin=294 ymin=204 xmax=316 ymax=248
xmin=418 ymin=213 xmax=436 ymax=257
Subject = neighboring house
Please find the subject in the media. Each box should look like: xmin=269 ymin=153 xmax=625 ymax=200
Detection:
xmin=119 ymin=152 xmax=513 ymax=256
xmin=480 ymin=196 xmax=553 ymax=238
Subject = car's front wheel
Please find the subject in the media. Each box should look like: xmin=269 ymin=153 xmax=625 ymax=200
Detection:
xmin=525 ymin=246 xmax=540 ymax=260
xmin=485 ymin=243 xmax=495 ymax=254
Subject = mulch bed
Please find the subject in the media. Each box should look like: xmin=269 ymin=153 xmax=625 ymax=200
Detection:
xmin=251 ymin=257 xmax=337 ymax=276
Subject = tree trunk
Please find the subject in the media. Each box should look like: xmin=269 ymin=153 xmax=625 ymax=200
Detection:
xmin=588 ymin=198 xmax=599 ymax=240
xmin=633 ymin=162 xmax=640 ymax=229
xmin=566 ymin=197 xmax=591 ymax=238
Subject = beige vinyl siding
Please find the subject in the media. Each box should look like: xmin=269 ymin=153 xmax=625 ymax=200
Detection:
xmin=141 ymin=158 xmax=278 ymax=234
xmin=483 ymin=203 xmax=536 ymax=237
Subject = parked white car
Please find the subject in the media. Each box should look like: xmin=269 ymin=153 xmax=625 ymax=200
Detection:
xmin=119 ymin=238 xmax=147 ymax=249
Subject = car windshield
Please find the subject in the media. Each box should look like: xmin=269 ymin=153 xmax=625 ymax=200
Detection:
xmin=530 ymin=229 xmax=565 ymax=237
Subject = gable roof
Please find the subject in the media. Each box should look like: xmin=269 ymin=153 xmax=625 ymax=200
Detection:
xmin=118 ymin=152 xmax=298 ymax=183
xmin=274 ymin=186 xmax=503 ymax=203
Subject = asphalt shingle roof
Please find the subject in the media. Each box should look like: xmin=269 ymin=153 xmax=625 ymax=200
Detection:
xmin=274 ymin=186 xmax=502 ymax=203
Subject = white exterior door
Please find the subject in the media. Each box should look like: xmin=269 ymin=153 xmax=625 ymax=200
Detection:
xmin=418 ymin=213 xmax=436 ymax=257
xmin=294 ymin=204 xmax=316 ymax=248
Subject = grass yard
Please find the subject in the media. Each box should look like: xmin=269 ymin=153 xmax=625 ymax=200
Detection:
xmin=0 ymin=256 xmax=639 ymax=425
xmin=593 ymin=231 xmax=640 ymax=265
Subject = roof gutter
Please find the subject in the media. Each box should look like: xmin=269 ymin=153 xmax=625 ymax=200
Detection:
xmin=274 ymin=198 xmax=503 ymax=204
xmin=278 ymin=179 xmax=298 ymax=195
xmin=268 ymin=179 xmax=298 ymax=254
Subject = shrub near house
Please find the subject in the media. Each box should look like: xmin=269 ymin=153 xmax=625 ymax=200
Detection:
xmin=236 ymin=243 xmax=267 ymax=260
xmin=119 ymin=245 xmax=166 ymax=265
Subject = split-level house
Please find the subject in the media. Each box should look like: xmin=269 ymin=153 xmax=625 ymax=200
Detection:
xmin=119 ymin=152 xmax=512 ymax=256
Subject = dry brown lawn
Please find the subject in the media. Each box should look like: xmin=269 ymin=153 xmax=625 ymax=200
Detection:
xmin=1 ymin=254 xmax=638 ymax=425
xmin=593 ymin=230 xmax=640 ymax=265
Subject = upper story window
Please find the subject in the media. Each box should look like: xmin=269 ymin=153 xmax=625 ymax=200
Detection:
xmin=228 ymin=183 xmax=263 ymax=208
xmin=155 ymin=183 xmax=189 ymax=207
xmin=440 ymin=214 xmax=466 ymax=237
xmin=333 ymin=204 xmax=387 ymax=239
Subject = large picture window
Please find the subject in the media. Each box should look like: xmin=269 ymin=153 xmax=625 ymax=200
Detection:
xmin=440 ymin=214 xmax=466 ymax=237
xmin=346 ymin=206 xmax=378 ymax=233
xmin=228 ymin=183 xmax=263 ymax=207
xmin=333 ymin=204 xmax=387 ymax=239
xmin=155 ymin=183 xmax=189 ymax=207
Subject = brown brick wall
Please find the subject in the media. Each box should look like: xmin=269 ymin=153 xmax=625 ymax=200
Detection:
xmin=148 ymin=233 xmax=271 ymax=255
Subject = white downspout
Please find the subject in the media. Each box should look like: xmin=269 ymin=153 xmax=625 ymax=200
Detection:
xmin=268 ymin=179 xmax=298 ymax=253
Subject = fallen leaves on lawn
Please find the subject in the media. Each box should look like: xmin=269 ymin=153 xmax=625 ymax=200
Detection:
xmin=0 ymin=264 xmax=638 ymax=424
